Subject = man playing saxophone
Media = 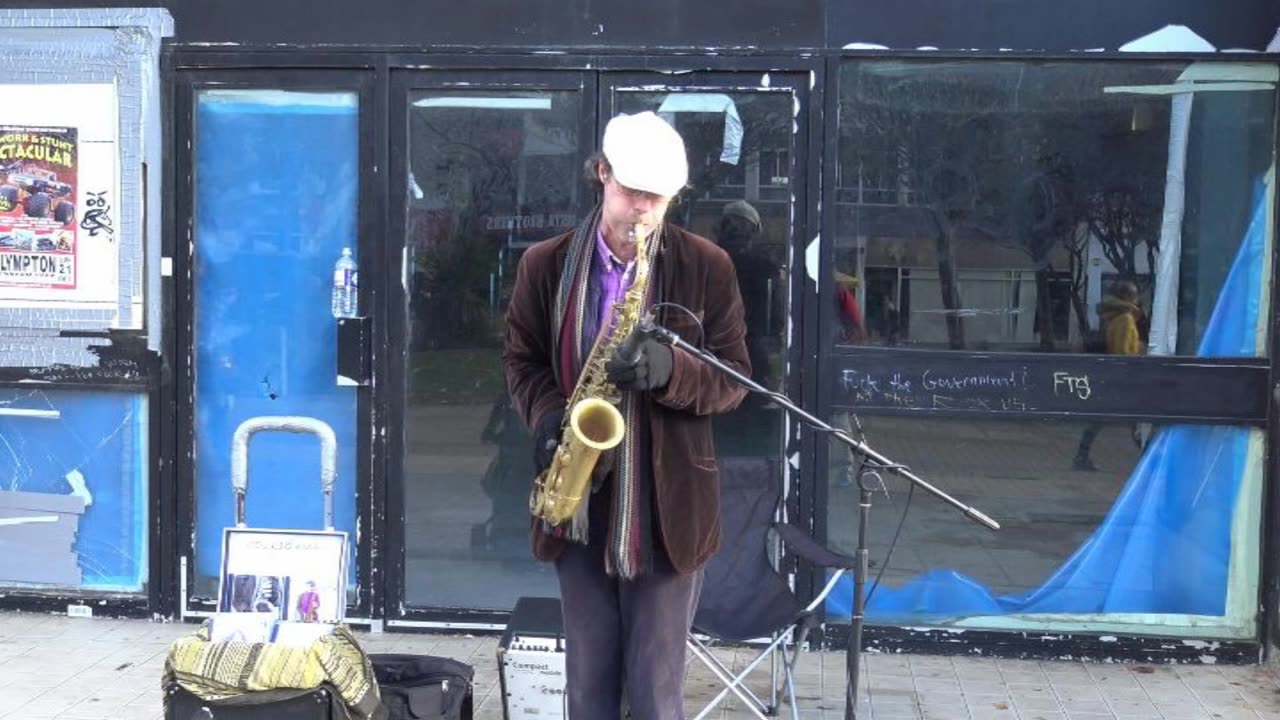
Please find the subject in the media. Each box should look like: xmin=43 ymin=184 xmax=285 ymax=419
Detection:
xmin=502 ymin=111 xmax=750 ymax=719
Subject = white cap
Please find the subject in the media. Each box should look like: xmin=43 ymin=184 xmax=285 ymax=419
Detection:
xmin=601 ymin=111 xmax=688 ymax=197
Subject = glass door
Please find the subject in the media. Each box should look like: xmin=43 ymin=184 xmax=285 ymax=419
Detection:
xmin=388 ymin=71 xmax=596 ymax=615
xmin=601 ymin=72 xmax=810 ymax=493
xmin=175 ymin=70 xmax=378 ymax=618
xmin=388 ymin=69 xmax=812 ymax=619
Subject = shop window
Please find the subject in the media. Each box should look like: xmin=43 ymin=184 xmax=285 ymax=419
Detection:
xmin=0 ymin=389 xmax=148 ymax=592
xmin=825 ymin=416 xmax=1262 ymax=639
xmin=836 ymin=61 xmax=1276 ymax=354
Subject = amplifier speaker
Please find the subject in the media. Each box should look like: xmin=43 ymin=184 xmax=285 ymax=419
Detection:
xmin=498 ymin=596 xmax=567 ymax=719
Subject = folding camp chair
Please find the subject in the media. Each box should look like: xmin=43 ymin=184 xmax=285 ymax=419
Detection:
xmin=686 ymin=456 xmax=857 ymax=720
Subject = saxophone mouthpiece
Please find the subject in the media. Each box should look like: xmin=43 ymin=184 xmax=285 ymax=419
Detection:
xmin=629 ymin=223 xmax=646 ymax=244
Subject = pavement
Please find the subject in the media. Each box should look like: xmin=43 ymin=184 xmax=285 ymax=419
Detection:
xmin=2 ymin=612 xmax=1280 ymax=720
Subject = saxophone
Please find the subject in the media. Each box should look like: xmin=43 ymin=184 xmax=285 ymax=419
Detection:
xmin=530 ymin=222 xmax=656 ymax=527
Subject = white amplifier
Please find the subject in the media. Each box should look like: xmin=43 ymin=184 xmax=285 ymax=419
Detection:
xmin=498 ymin=596 xmax=568 ymax=719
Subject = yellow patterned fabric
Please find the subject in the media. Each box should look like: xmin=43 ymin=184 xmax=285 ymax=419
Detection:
xmin=163 ymin=622 xmax=384 ymax=719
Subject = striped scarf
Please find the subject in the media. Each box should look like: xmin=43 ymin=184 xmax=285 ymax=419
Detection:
xmin=549 ymin=206 xmax=657 ymax=579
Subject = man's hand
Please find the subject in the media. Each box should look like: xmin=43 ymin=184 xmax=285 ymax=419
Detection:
xmin=532 ymin=407 xmax=566 ymax=473
xmin=605 ymin=337 xmax=673 ymax=392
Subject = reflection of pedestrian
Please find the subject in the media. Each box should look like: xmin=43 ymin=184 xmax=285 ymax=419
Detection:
xmin=712 ymin=201 xmax=780 ymax=453
xmin=1073 ymin=281 xmax=1145 ymax=471
xmin=502 ymin=111 xmax=749 ymax=719
xmin=881 ymin=296 xmax=901 ymax=346
xmin=473 ymin=388 xmax=534 ymax=554
xmin=296 ymin=581 xmax=321 ymax=623
xmin=831 ymin=272 xmax=864 ymax=487
xmin=834 ymin=272 xmax=865 ymax=344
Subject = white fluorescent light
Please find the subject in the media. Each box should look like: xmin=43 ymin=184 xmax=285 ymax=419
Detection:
xmin=201 ymin=90 xmax=357 ymax=108
xmin=1104 ymin=82 xmax=1275 ymax=95
xmin=0 ymin=408 xmax=60 ymax=419
xmin=412 ymin=97 xmax=552 ymax=110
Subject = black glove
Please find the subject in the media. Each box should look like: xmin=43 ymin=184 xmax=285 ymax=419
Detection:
xmin=591 ymin=448 xmax=616 ymax=489
xmin=605 ymin=337 xmax=673 ymax=392
xmin=532 ymin=407 xmax=565 ymax=473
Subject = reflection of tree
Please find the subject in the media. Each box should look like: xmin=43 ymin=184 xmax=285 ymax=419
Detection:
xmin=667 ymin=96 xmax=793 ymax=221
xmin=1059 ymin=118 xmax=1162 ymax=340
xmin=845 ymin=80 xmax=1014 ymax=349
xmin=841 ymin=64 xmax=1169 ymax=350
xmin=1083 ymin=184 xmax=1159 ymax=287
xmin=417 ymin=215 xmax=498 ymax=349
xmin=410 ymin=112 xmax=517 ymax=348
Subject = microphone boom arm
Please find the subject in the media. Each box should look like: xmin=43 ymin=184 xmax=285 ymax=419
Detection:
xmin=638 ymin=317 xmax=999 ymax=530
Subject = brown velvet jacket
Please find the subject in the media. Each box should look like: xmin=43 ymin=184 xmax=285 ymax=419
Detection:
xmin=501 ymin=223 xmax=750 ymax=574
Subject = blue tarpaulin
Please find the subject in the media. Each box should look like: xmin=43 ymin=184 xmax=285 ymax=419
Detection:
xmin=828 ymin=181 xmax=1268 ymax=620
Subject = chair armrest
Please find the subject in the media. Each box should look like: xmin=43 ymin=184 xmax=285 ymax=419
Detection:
xmin=773 ymin=522 xmax=859 ymax=570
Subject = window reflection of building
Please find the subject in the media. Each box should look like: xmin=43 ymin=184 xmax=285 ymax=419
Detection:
xmin=403 ymin=91 xmax=583 ymax=609
xmin=631 ymin=92 xmax=796 ymax=457
xmin=834 ymin=62 xmax=1271 ymax=354
xmin=826 ymin=59 xmax=1274 ymax=641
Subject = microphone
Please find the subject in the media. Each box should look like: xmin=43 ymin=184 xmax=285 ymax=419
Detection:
xmin=616 ymin=311 xmax=658 ymax=364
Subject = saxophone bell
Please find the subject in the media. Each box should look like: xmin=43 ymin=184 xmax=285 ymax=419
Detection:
xmin=530 ymin=398 xmax=625 ymax=526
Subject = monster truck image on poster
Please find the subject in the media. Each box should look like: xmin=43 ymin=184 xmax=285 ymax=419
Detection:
xmin=0 ymin=126 xmax=77 ymax=290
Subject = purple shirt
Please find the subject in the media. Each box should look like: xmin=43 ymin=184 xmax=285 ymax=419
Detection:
xmin=593 ymin=228 xmax=635 ymax=340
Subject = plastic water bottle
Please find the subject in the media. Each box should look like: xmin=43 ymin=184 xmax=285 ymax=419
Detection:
xmin=331 ymin=247 xmax=358 ymax=318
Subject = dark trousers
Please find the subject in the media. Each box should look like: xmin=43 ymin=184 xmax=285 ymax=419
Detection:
xmin=1076 ymin=424 xmax=1102 ymax=459
xmin=556 ymin=540 xmax=703 ymax=720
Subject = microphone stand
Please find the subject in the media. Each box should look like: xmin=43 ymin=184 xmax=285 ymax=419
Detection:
xmin=634 ymin=318 xmax=999 ymax=720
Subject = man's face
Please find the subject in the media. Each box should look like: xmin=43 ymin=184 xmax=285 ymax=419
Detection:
xmin=598 ymin=165 xmax=672 ymax=241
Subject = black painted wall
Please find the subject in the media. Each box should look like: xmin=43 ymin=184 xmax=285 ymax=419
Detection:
xmin=1 ymin=0 xmax=1276 ymax=52
xmin=825 ymin=0 xmax=1280 ymax=53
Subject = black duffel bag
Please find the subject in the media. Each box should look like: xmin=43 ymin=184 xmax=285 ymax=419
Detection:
xmin=369 ymin=654 xmax=474 ymax=720
xmin=164 ymin=683 xmax=363 ymax=720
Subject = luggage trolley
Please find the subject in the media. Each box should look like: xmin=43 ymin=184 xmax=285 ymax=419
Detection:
xmin=165 ymin=416 xmax=352 ymax=720
xmin=231 ymin=415 xmax=339 ymax=531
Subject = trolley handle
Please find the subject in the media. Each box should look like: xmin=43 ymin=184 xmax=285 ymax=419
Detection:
xmin=230 ymin=416 xmax=337 ymax=530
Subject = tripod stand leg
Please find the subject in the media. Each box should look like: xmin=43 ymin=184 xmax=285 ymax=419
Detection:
xmin=846 ymin=483 xmax=872 ymax=720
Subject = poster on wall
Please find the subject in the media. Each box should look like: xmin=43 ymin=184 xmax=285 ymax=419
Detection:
xmin=0 ymin=126 xmax=79 ymax=290
xmin=0 ymin=84 xmax=118 ymax=311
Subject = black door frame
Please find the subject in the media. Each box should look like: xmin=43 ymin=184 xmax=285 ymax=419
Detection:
xmin=384 ymin=67 xmax=599 ymax=628
xmin=810 ymin=54 xmax=1278 ymax=661
xmin=383 ymin=57 xmax=823 ymax=627
xmin=164 ymin=49 xmax=828 ymax=630
xmin=598 ymin=68 xmax=824 ymax=611
xmin=169 ymin=62 xmax=385 ymax=623
xmin=161 ymin=50 xmax=1277 ymax=660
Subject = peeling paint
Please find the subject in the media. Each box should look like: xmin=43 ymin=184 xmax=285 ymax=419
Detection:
xmin=805 ymin=235 xmax=819 ymax=287
xmin=1180 ymin=640 xmax=1223 ymax=650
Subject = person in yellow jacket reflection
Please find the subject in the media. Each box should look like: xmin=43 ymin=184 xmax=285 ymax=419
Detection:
xmin=1073 ymin=281 xmax=1145 ymax=472
xmin=1099 ymin=281 xmax=1145 ymax=356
